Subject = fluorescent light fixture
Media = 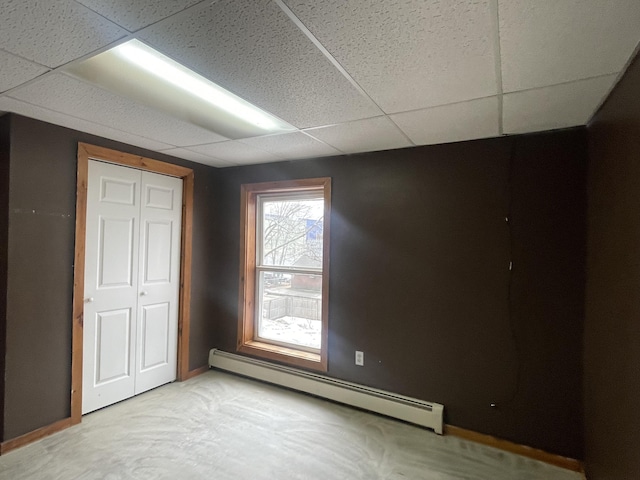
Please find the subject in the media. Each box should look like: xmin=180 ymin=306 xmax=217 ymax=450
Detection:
xmin=65 ymin=40 xmax=295 ymax=139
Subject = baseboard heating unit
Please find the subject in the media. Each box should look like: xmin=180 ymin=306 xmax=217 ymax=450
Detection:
xmin=208 ymin=349 xmax=444 ymax=434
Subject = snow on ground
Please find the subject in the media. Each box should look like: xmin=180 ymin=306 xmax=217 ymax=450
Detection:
xmin=258 ymin=315 xmax=321 ymax=349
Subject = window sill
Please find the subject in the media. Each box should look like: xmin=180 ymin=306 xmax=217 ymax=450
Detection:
xmin=238 ymin=341 xmax=326 ymax=372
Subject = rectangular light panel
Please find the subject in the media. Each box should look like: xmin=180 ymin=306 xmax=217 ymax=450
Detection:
xmin=65 ymin=40 xmax=295 ymax=140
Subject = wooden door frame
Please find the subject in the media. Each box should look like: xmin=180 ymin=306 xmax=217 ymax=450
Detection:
xmin=71 ymin=143 xmax=194 ymax=424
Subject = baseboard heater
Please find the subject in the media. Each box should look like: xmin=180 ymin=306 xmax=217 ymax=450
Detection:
xmin=208 ymin=349 xmax=444 ymax=435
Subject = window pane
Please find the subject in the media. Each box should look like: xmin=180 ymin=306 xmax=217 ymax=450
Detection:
xmin=257 ymin=270 xmax=322 ymax=350
xmin=260 ymin=197 xmax=323 ymax=268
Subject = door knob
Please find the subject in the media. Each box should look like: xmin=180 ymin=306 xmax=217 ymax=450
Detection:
xmin=85 ymin=297 xmax=94 ymax=303
xmin=140 ymin=291 xmax=148 ymax=296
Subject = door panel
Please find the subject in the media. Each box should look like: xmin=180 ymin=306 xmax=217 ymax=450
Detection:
xmin=100 ymin=176 xmax=136 ymax=205
xmin=84 ymin=161 xmax=183 ymax=411
xmin=145 ymin=185 xmax=174 ymax=210
xmin=135 ymin=171 xmax=182 ymax=395
xmin=140 ymin=303 xmax=170 ymax=371
xmin=143 ymin=220 xmax=172 ymax=284
xmin=83 ymin=161 xmax=140 ymax=414
xmin=95 ymin=308 xmax=132 ymax=385
xmin=82 ymin=160 xmax=182 ymax=414
xmin=98 ymin=217 xmax=135 ymax=287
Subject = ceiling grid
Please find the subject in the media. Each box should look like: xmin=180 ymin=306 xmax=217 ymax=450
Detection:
xmin=0 ymin=0 xmax=638 ymax=167
xmin=490 ymin=0 xmax=504 ymax=136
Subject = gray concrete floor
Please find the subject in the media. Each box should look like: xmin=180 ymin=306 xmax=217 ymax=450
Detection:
xmin=0 ymin=370 xmax=583 ymax=479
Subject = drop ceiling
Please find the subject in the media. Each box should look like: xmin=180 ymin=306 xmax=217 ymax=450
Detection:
xmin=1 ymin=0 xmax=639 ymax=168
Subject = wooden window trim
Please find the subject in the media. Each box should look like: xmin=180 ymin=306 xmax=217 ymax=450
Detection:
xmin=238 ymin=178 xmax=331 ymax=372
xmin=71 ymin=143 xmax=195 ymax=425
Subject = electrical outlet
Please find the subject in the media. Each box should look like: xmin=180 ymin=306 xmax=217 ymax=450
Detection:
xmin=355 ymin=350 xmax=364 ymax=366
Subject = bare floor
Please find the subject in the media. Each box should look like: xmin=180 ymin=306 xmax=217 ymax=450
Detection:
xmin=0 ymin=371 xmax=583 ymax=480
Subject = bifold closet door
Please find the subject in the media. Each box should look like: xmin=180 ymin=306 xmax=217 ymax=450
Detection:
xmin=82 ymin=160 xmax=182 ymax=414
xmin=134 ymin=169 xmax=183 ymax=395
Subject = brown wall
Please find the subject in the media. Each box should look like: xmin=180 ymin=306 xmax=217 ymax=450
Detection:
xmin=585 ymin=52 xmax=640 ymax=478
xmin=2 ymin=114 xmax=218 ymax=441
xmin=1 ymin=112 xmax=590 ymax=458
xmin=0 ymin=114 xmax=11 ymax=440
xmin=211 ymin=130 xmax=587 ymax=458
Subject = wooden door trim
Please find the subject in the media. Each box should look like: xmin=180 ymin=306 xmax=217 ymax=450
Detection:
xmin=71 ymin=142 xmax=194 ymax=424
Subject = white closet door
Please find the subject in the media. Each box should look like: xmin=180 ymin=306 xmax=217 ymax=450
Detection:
xmin=83 ymin=161 xmax=141 ymax=414
xmin=134 ymin=170 xmax=182 ymax=394
xmin=83 ymin=161 xmax=183 ymax=414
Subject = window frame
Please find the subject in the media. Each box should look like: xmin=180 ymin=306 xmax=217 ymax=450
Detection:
xmin=238 ymin=178 xmax=331 ymax=371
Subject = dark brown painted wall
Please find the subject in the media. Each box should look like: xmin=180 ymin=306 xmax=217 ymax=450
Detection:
xmin=585 ymin=52 xmax=640 ymax=479
xmin=2 ymin=114 xmax=218 ymax=441
xmin=0 ymin=114 xmax=11 ymax=441
xmin=1 ymin=112 xmax=589 ymax=458
xmin=211 ymin=130 xmax=587 ymax=458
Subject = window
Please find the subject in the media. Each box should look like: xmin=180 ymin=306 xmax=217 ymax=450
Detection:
xmin=238 ymin=178 xmax=331 ymax=371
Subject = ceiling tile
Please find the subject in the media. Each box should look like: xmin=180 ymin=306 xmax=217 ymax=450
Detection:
xmin=390 ymin=97 xmax=499 ymax=146
xmin=503 ymin=75 xmax=617 ymax=134
xmin=0 ymin=1 xmax=126 ymax=68
xmin=8 ymin=73 xmax=227 ymax=147
xmin=157 ymin=147 xmax=231 ymax=167
xmin=0 ymin=96 xmax=173 ymax=151
xmin=187 ymin=141 xmax=282 ymax=165
xmin=239 ymin=132 xmax=340 ymax=160
xmin=76 ymin=0 xmax=202 ymax=32
xmin=283 ymin=0 xmax=498 ymax=114
xmin=139 ymin=0 xmax=380 ymax=128
xmin=0 ymin=51 xmax=49 ymax=93
xmin=305 ymin=116 xmax=412 ymax=154
xmin=500 ymin=0 xmax=640 ymax=92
